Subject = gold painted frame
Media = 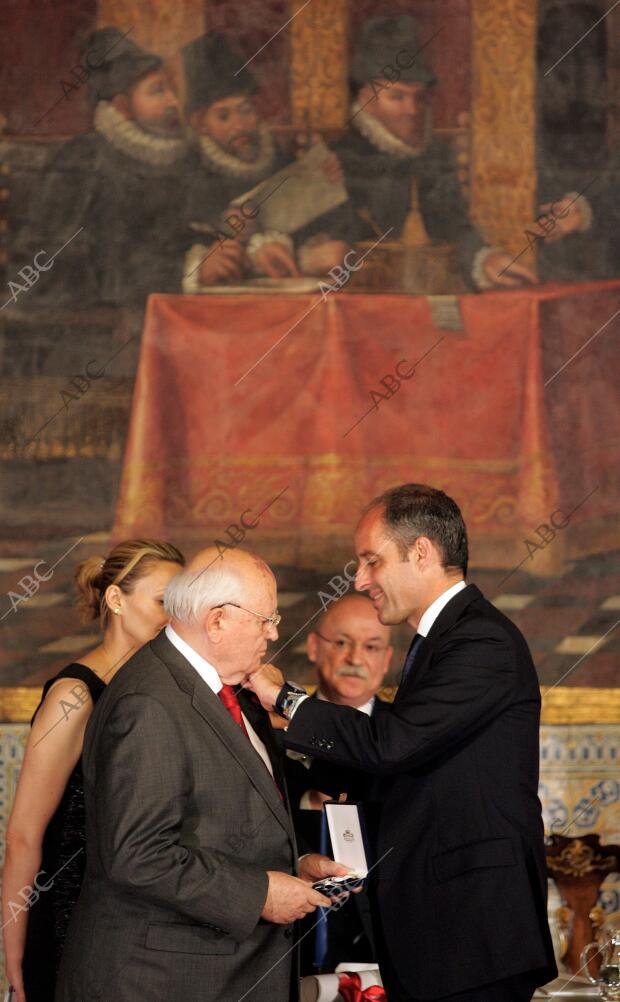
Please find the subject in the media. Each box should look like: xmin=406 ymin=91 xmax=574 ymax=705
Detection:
xmin=1 ymin=686 xmax=618 ymax=724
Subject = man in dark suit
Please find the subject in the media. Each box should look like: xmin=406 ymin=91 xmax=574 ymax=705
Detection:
xmin=285 ymin=593 xmax=393 ymax=974
xmin=56 ymin=547 xmax=346 ymax=1002
xmin=250 ymin=484 xmax=557 ymax=1002
xmin=327 ymin=15 xmax=536 ymax=290
xmin=181 ymin=31 xmax=349 ymax=286
xmin=26 ymin=28 xmax=202 ymax=309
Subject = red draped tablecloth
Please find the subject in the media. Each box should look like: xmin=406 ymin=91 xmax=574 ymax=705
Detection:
xmin=112 ymin=281 xmax=619 ymax=570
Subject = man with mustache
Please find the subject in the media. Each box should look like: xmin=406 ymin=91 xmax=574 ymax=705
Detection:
xmin=328 ymin=15 xmax=537 ymax=290
xmin=27 ymin=28 xmax=202 ymax=308
xmin=181 ymin=31 xmax=349 ymax=287
xmin=310 ymin=595 xmax=392 ymax=709
xmin=287 ymin=593 xmax=393 ymax=810
xmin=285 ymin=594 xmax=393 ymax=975
xmin=251 ymin=484 xmax=557 ymax=1001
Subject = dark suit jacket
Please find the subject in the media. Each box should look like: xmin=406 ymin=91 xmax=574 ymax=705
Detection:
xmin=56 ymin=631 xmax=298 ymax=1002
xmin=328 ymin=129 xmax=483 ymax=285
xmin=285 ymin=584 xmax=557 ymax=1000
xmin=285 ymin=694 xmax=390 ymax=974
xmin=285 ymin=692 xmax=390 ymax=809
xmin=26 ymin=131 xmax=201 ymax=308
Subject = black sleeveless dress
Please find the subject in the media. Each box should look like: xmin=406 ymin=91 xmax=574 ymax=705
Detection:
xmin=21 ymin=664 xmax=105 ymax=1002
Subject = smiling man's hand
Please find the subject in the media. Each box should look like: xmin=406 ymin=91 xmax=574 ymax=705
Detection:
xmin=245 ymin=662 xmax=284 ymax=711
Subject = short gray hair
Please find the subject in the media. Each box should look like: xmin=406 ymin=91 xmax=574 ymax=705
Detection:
xmin=164 ymin=558 xmax=247 ymax=625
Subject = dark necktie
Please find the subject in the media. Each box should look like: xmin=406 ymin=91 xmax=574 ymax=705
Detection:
xmin=401 ymin=634 xmax=424 ymax=684
xmin=218 ymin=684 xmax=249 ymax=737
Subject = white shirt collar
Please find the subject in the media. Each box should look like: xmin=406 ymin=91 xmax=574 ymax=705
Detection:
xmin=317 ymin=688 xmax=375 ymax=717
xmin=197 ymin=123 xmax=276 ymax=180
xmin=417 ymin=580 xmax=467 ymax=637
xmin=350 ymin=100 xmax=433 ymax=160
xmin=164 ymin=627 xmax=275 ymax=779
xmin=165 ymin=624 xmax=222 ymax=694
xmin=94 ymin=101 xmax=190 ymax=166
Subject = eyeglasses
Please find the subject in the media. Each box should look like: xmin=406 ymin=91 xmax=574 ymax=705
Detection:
xmin=216 ymin=602 xmax=281 ymax=628
xmin=314 ymin=631 xmax=388 ymax=657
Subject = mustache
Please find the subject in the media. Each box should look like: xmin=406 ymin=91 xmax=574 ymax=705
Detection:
xmin=157 ymin=107 xmax=180 ymax=127
xmin=335 ymin=665 xmax=369 ymax=681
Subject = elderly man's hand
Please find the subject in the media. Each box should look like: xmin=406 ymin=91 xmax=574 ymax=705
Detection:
xmin=252 ymin=241 xmax=300 ymax=278
xmin=538 ymin=197 xmax=585 ymax=243
xmin=261 ymin=871 xmax=331 ymax=923
xmin=298 ymin=853 xmax=351 ymax=884
xmin=482 ymin=252 xmax=538 ymax=288
xmin=198 ymin=240 xmax=246 ymax=285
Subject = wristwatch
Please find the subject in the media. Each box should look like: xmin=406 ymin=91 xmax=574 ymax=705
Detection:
xmin=274 ymin=682 xmax=307 ymax=720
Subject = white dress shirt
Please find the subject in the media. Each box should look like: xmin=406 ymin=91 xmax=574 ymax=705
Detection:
xmin=288 ymin=581 xmax=467 ymax=721
xmin=165 ymin=625 xmax=274 ymax=777
xmin=416 ymin=579 xmax=466 ymax=637
xmin=317 ymin=689 xmax=375 ymax=716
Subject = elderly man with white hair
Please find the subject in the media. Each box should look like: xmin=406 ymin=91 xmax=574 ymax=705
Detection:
xmin=56 ymin=546 xmax=348 ymax=1002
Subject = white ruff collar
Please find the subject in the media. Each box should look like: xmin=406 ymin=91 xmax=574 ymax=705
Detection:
xmin=351 ymin=100 xmax=432 ymax=159
xmin=198 ymin=124 xmax=276 ymax=180
xmin=94 ymin=101 xmax=190 ymax=166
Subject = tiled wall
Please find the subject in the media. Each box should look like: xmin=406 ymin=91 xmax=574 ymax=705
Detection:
xmin=0 ymin=723 xmax=618 ymax=991
xmin=0 ymin=726 xmax=28 ymax=864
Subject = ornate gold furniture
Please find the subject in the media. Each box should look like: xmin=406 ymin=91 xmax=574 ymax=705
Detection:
xmin=546 ymin=834 xmax=620 ymax=975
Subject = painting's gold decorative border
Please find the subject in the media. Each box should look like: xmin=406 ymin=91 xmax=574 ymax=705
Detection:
xmin=289 ymin=0 xmax=348 ymax=129
xmin=369 ymin=688 xmax=620 ymax=724
xmin=470 ymin=0 xmax=537 ymax=260
xmin=2 ymin=686 xmax=616 ymax=724
xmin=538 ymin=687 xmax=620 ymax=725
xmin=0 ymin=688 xmax=38 ymax=722
xmin=96 ymin=0 xmax=205 ymax=64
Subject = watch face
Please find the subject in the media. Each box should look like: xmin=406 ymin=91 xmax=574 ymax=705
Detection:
xmin=276 ymin=685 xmax=292 ymax=717
xmin=276 ymin=683 xmax=306 ymax=718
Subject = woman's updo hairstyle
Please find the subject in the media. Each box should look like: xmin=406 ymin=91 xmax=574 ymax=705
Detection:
xmin=75 ymin=539 xmax=185 ymax=626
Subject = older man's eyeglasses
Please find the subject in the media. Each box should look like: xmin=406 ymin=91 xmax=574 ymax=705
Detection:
xmin=217 ymin=602 xmax=281 ymax=628
xmin=314 ymin=631 xmax=388 ymax=657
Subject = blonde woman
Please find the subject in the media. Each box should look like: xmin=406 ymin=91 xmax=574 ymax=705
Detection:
xmin=2 ymin=539 xmax=185 ymax=1002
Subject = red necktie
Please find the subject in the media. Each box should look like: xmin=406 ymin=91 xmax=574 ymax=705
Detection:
xmin=218 ymin=684 xmax=284 ymax=801
xmin=218 ymin=685 xmax=249 ymax=737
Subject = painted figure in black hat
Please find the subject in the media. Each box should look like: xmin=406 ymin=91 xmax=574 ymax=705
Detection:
xmin=25 ymin=27 xmax=201 ymax=308
xmin=331 ymin=15 xmax=537 ymax=289
xmin=182 ymin=31 xmax=350 ymax=287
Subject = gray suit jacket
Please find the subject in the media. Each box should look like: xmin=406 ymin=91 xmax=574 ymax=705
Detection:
xmin=55 ymin=631 xmax=298 ymax=1002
